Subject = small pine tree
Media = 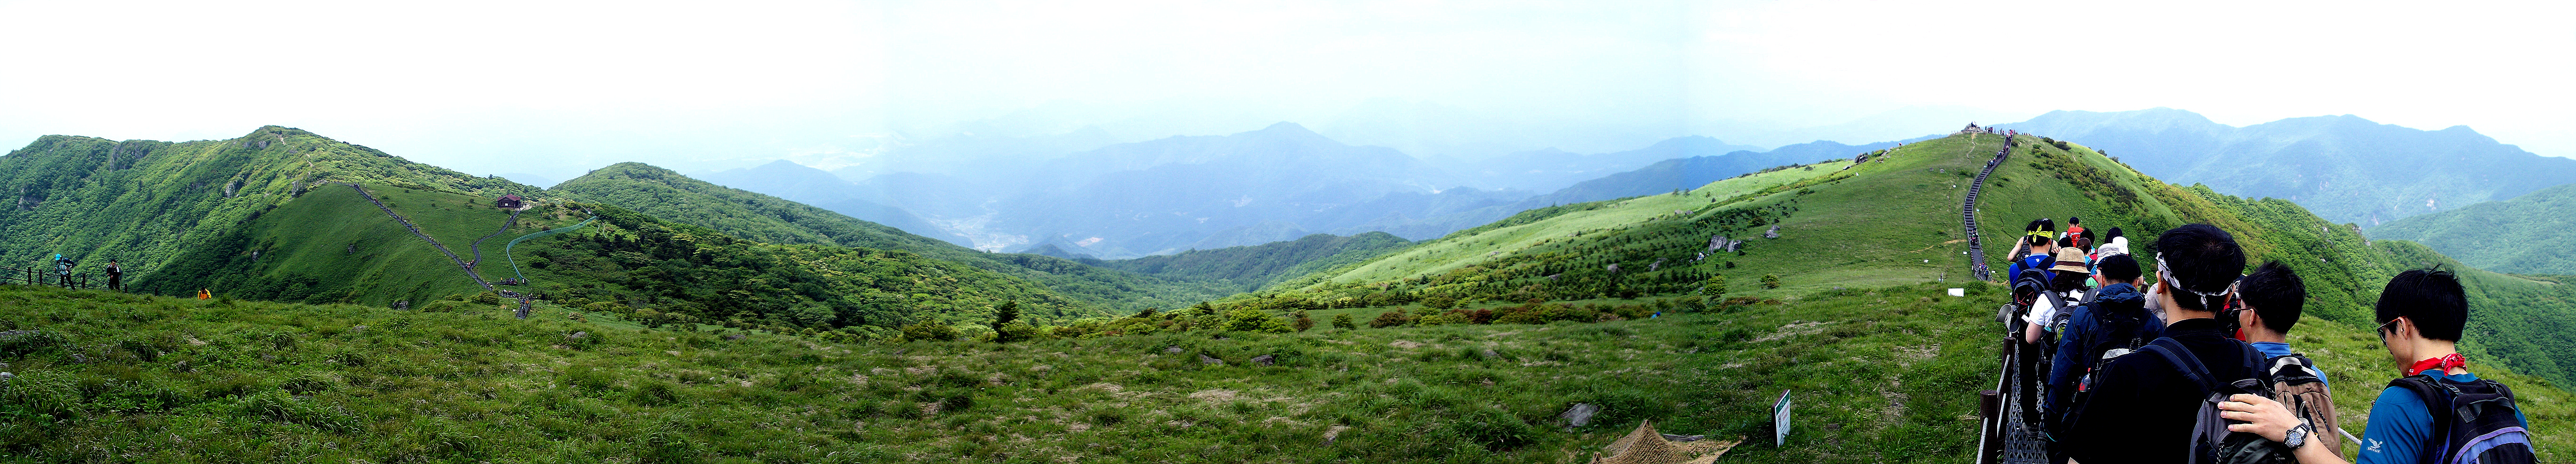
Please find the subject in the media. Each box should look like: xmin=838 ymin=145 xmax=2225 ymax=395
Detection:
xmin=993 ymin=300 xmax=1019 ymax=327
xmin=1331 ymin=313 xmax=1357 ymax=330
xmin=1293 ymin=310 xmax=1315 ymax=332
xmin=1761 ymin=274 xmax=1781 ymax=289
xmin=1701 ymin=275 xmax=1727 ymax=297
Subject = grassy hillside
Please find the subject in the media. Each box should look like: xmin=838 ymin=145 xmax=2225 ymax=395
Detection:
xmin=1092 ymin=232 xmax=1411 ymax=291
xmin=137 ymin=184 xmax=1094 ymax=339
xmin=7 ymin=281 xmax=2564 ymax=463
xmin=2368 ymin=182 xmax=2576 ymax=275
xmin=0 ymin=127 xmax=542 ymax=280
xmin=553 ymin=163 xmax=1233 ymax=312
xmin=1248 ymin=130 xmax=2576 ymax=391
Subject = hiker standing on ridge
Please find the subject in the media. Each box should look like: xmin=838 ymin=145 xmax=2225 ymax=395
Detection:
xmin=2058 ymin=224 xmax=2269 ymax=464
xmin=52 ymin=254 xmax=73 ymax=287
xmin=2217 ymin=269 xmax=2538 ymax=464
xmin=105 ymin=259 xmax=122 ymax=292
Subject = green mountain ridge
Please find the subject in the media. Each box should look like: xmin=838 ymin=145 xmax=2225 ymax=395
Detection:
xmin=548 ymin=162 xmax=1236 ymax=312
xmin=1240 ymin=130 xmax=2576 ymax=389
xmin=2368 ymin=182 xmax=2576 ymax=275
xmin=0 ymin=126 xmax=543 ymax=280
xmin=127 ymin=184 xmax=1084 ymax=338
xmin=1089 ymin=232 xmax=1413 ymax=291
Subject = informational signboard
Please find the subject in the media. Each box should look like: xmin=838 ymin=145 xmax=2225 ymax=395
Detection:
xmin=1949 ymin=288 xmax=1967 ymax=297
xmin=1774 ymin=389 xmax=1792 ymax=447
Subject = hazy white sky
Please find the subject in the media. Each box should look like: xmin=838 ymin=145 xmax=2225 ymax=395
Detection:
xmin=4 ymin=0 xmax=2571 ymax=182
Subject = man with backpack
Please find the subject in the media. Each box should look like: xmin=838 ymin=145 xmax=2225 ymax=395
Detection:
xmin=2217 ymin=269 xmax=2536 ymax=464
xmin=105 ymin=259 xmax=123 ymax=292
xmin=2059 ymin=224 xmax=2275 ymax=464
xmin=2010 ymin=218 xmax=2059 ymax=283
xmin=53 ymin=254 xmax=73 ymax=287
xmin=2235 ymin=261 xmax=2343 ymax=456
xmin=2045 ymin=254 xmax=2159 ymax=439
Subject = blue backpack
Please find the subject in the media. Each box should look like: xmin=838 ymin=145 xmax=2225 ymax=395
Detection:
xmin=2387 ymin=375 xmax=2538 ymax=464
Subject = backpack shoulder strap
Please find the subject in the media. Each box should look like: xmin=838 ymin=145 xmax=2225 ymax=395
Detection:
xmin=2386 ymin=375 xmax=2455 ymax=464
xmin=2143 ymin=337 xmax=2220 ymax=391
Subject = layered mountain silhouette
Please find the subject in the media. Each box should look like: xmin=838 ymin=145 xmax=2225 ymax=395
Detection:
xmin=705 ymin=125 xmax=1916 ymax=260
xmin=1998 ymin=107 xmax=2576 ymax=226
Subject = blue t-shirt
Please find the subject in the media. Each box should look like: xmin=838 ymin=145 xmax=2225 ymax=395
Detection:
xmin=2248 ymin=342 xmax=2328 ymax=389
xmin=2008 ymin=253 xmax=2054 ymax=284
xmin=2356 ymin=369 xmax=2532 ymax=464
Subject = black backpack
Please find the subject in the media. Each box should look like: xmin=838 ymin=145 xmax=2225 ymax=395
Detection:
xmin=2139 ymin=338 xmax=2293 ymax=464
xmin=2387 ymin=374 xmax=2539 ymax=464
xmin=2073 ymin=292 xmax=2156 ymax=393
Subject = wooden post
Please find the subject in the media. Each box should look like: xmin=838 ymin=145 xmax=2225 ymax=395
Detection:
xmin=1979 ymin=389 xmax=2003 ymax=464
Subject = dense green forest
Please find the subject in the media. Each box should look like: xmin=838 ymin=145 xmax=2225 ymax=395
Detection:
xmin=2369 ymin=182 xmax=2576 ymax=275
xmin=1091 ymin=232 xmax=1411 ymax=291
xmin=550 ymin=163 xmax=1234 ymax=312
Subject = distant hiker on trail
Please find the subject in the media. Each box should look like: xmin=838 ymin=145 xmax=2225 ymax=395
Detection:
xmin=2044 ymin=253 xmax=2159 ymax=446
xmin=2220 ymin=268 xmax=2539 ymax=464
xmin=197 ymin=289 xmax=212 ymax=300
xmin=2059 ymin=223 xmax=2268 ymax=464
xmin=52 ymin=254 xmax=73 ymax=287
xmin=105 ymin=259 xmax=122 ymax=291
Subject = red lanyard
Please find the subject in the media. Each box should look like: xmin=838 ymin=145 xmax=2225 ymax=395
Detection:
xmin=2407 ymin=353 xmax=2467 ymax=376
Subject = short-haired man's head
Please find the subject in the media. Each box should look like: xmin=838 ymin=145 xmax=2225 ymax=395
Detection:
xmin=2096 ymin=254 xmax=2141 ymax=284
xmin=2239 ymin=261 xmax=2307 ymax=334
xmin=2154 ymin=224 xmax=2246 ymax=312
xmin=2105 ymin=227 xmax=2123 ymax=240
xmin=2069 ymin=216 xmax=2081 ymax=225
xmin=2375 ymin=268 xmax=2468 ymax=341
xmin=2028 ymin=218 xmax=2055 ymax=234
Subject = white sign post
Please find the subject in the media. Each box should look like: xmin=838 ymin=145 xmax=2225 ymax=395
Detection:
xmin=1774 ymin=389 xmax=1792 ymax=447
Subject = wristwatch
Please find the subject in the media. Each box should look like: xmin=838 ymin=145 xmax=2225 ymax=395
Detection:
xmin=2284 ymin=419 xmax=2313 ymax=449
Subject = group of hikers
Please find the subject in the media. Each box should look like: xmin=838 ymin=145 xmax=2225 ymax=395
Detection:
xmin=27 ymin=254 xmax=121 ymax=291
xmin=2001 ymin=217 xmax=2535 ymax=464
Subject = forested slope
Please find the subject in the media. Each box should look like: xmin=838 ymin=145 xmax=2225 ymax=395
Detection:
xmin=1092 ymin=232 xmax=1411 ymax=291
xmin=2369 ymin=182 xmax=2576 ymax=275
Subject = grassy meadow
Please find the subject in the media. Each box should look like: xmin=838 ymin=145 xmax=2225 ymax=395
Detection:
xmin=0 ymin=277 xmax=2077 ymax=463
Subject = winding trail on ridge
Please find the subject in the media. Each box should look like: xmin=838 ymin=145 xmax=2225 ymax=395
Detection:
xmin=345 ymin=183 xmax=534 ymax=318
xmin=1963 ymin=133 xmax=2016 ymax=282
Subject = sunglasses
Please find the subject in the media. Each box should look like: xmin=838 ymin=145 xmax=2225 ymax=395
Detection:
xmin=2377 ymin=318 xmax=2402 ymax=339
